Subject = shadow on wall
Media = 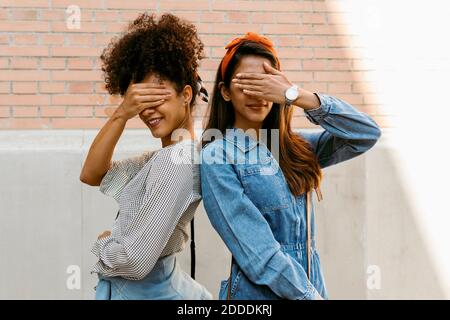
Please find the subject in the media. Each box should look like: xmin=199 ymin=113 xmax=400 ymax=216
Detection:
xmin=315 ymin=132 xmax=446 ymax=299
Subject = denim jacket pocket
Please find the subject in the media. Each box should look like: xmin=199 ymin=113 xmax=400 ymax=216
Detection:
xmin=239 ymin=160 xmax=289 ymax=213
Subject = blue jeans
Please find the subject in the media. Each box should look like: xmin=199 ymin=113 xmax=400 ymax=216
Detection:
xmin=94 ymin=254 xmax=212 ymax=300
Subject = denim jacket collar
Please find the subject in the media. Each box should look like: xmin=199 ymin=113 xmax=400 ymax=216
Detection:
xmin=223 ymin=127 xmax=259 ymax=153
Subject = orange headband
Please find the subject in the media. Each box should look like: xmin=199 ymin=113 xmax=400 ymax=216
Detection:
xmin=220 ymin=32 xmax=280 ymax=79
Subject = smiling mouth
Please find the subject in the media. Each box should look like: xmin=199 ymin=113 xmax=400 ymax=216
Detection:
xmin=246 ymin=104 xmax=266 ymax=110
xmin=147 ymin=117 xmax=163 ymax=128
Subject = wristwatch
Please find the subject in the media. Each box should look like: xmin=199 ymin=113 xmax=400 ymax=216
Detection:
xmin=284 ymin=84 xmax=299 ymax=107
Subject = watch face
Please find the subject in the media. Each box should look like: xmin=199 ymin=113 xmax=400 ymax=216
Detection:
xmin=286 ymin=87 xmax=298 ymax=100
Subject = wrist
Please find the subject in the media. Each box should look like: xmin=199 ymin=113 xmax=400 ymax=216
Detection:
xmin=293 ymin=88 xmax=321 ymax=111
xmin=112 ymin=105 xmax=129 ymax=123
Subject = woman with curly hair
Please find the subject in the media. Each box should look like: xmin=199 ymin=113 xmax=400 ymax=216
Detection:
xmin=80 ymin=13 xmax=211 ymax=300
xmin=200 ymin=32 xmax=381 ymax=300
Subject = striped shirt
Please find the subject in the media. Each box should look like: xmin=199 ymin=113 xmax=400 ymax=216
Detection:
xmin=91 ymin=140 xmax=201 ymax=280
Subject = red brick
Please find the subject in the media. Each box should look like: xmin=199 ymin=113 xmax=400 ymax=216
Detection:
xmin=263 ymin=24 xmax=312 ymax=35
xmin=352 ymin=82 xmax=376 ymax=94
xmin=52 ymin=0 xmax=105 ymax=9
xmin=302 ymin=13 xmax=327 ymax=24
xmin=280 ymin=59 xmax=302 ymax=71
xmin=0 ymin=9 xmax=9 ymax=20
xmin=252 ymin=13 xmax=274 ymax=24
xmin=13 ymin=106 xmax=39 ymax=117
xmin=67 ymin=58 xmax=94 ymax=70
xmin=40 ymin=82 xmax=66 ymax=93
xmin=66 ymin=106 xmax=94 ymax=117
xmin=41 ymin=34 xmax=65 ymax=45
xmin=13 ymin=82 xmax=38 ymax=94
xmin=314 ymin=48 xmax=349 ymax=59
xmin=67 ymin=82 xmax=94 ymax=93
xmin=66 ymin=34 xmax=94 ymax=46
xmin=50 ymin=47 xmax=102 ymax=57
xmin=94 ymin=11 xmax=121 ymax=22
xmin=1 ymin=0 xmax=49 ymax=7
xmin=302 ymin=36 xmax=327 ymax=47
xmin=0 ymin=70 xmax=50 ymax=81
xmin=314 ymin=71 xmax=353 ymax=82
xmin=302 ymin=82 xmax=327 ymax=93
xmin=0 ymin=82 xmax=10 ymax=93
xmin=302 ymin=59 xmax=327 ymax=71
xmin=274 ymin=13 xmax=302 ymax=24
xmin=200 ymin=12 xmax=225 ymax=23
xmin=11 ymin=10 xmax=38 ymax=20
xmin=227 ymin=12 xmax=251 ymax=23
xmin=278 ymin=47 xmax=313 ymax=59
xmin=10 ymin=58 xmax=39 ymax=69
xmin=12 ymin=34 xmax=38 ymax=45
xmin=174 ymin=12 xmax=201 ymax=23
xmin=40 ymin=58 xmax=66 ymax=70
xmin=104 ymin=0 xmax=156 ymax=9
xmin=40 ymin=10 xmax=65 ymax=21
xmin=52 ymin=94 xmax=104 ymax=106
xmin=40 ymin=106 xmax=66 ymax=118
xmin=0 ymin=118 xmax=51 ymax=129
xmin=328 ymin=83 xmax=352 ymax=93
xmin=0 ymin=34 xmax=9 ymax=44
xmin=0 ymin=94 xmax=50 ymax=106
xmin=0 ymin=21 xmax=49 ymax=32
xmin=51 ymin=118 xmax=106 ymax=129
xmin=284 ymin=71 xmax=313 ymax=82
xmin=276 ymin=36 xmax=301 ymax=47
xmin=160 ymin=0 xmax=209 ymax=11
xmin=0 ymin=107 xmax=11 ymax=118
xmin=328 ymin=59 xmax=353 ymax=70
xmin=52 ymin=70 xmax=101 ymax=81
xmin=0 ymin=46 xmax=49 ymax=57
xmin=50 ymin=21 xmax=103 ymax=33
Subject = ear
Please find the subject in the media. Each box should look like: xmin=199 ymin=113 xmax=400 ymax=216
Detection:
xmin=219 ymin=82 xmax=231 ymax=102
xmin=182 ymin=85 xmax=193 ymax=106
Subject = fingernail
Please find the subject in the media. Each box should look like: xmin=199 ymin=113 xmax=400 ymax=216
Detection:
xmin=236 ymin=73 xmax=241 ymax=77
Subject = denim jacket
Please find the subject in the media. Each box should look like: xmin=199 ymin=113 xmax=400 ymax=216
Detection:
xmin=200 ymin=93 xmax=381 ymax=300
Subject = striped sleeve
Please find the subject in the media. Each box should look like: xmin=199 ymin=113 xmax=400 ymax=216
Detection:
xmin=99 ymin=151 xmax=154 ymax=202
xmin=92 ymin=145 xmax=198 ymax=280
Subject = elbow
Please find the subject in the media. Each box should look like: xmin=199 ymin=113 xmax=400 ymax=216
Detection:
xmin=366 ymin=124 xmax=382 ymax=149
xmin=126 ymin=260 xmax=152 ymax=281
xmin=79 ymin=171 xmax=101 ymax=186
xmin=356 ymin=123 xmax=382 ymax=152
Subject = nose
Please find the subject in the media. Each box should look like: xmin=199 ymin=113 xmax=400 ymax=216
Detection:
xmin=247 ymin=97 xmax=268 ymax=106
xmin=139 ymin=106 xmax=156 ymax=117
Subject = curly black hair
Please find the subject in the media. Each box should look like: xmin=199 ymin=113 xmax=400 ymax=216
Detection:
xmin=100 ymin=12 xmax=205 ymax=108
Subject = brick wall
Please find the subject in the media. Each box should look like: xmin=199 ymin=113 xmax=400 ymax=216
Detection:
xmin=0 ymin=0 xmax=386 ymax=130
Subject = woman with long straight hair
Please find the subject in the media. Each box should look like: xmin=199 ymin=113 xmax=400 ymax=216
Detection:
xmin=80 ymin=13 xmax=211 ymax=300
xmin=200 ymin=32 xmax=381 ymax=300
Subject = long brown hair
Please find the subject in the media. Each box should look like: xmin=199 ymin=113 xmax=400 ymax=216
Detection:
xmin=202 ymin=41 xmax=322 ymax=196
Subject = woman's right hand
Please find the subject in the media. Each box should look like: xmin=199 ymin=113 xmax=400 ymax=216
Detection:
xmin=115 ymin=82 xmax=172 ymax=121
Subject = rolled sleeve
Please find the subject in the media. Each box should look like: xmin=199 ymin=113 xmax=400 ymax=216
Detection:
xmin=300 ymin=93 xmax=382 ymax=168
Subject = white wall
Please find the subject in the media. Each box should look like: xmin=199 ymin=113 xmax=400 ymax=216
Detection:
xmin=0 ymin=129 xmax=447 ymax=299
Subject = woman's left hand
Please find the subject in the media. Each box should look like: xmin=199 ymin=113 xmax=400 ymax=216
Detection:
xmin=232 ymin=61 xmax=293 ymax=105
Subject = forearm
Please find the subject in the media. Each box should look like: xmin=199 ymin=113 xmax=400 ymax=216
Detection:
xmin=80 ymin=107 xmax=128 ymax=185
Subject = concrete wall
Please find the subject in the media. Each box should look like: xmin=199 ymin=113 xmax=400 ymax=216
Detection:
xmin=0 ymin=129 xmax=447 ymax=299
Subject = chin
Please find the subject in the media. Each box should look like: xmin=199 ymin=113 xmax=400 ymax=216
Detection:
xmin=245 ymin=114 xmax=268 ymax=124
xmin=148 ymin=127 xmax=165 ymax=138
